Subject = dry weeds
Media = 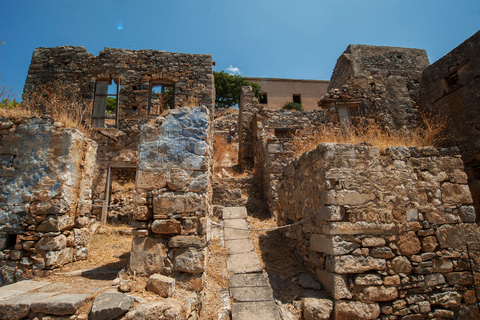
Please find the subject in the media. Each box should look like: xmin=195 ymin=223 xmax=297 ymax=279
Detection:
xmin=292 ymin=114 xmax=448 ymax=156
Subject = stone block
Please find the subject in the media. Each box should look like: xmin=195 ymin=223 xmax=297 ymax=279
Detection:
xmin=315 ymin=205 xmax=345 ymax=222
xmin=36 ymin=214 xmax=75 ymax=232
xmin=432 ymin=259 xmax=453 ymax=273
xmin=397 ymin=231 xmax=421 ymax=255
xmin=406 ymin=209 xmax=418 ymax=222
xmin=358 ymin=286 xmax=398 ymax=302
xmin=0 ymin=292 xmax=54 ymax=320
xmin=44 ymin=247 xmax=73 ymax=268
xmin=458 ymin=205 xmax=476 ymax=222
xmin=361 ymin=237 xmax=386 ymax=247
xmin=390 ymin=256 xmax=412 ymax=274
xmin=135 ymin=170 xmax=167 ymax=189
xmin=310 ymin=234 xmax=359 ymax=255
xmin=424 ymin=273 xmax=445 ymax=287
xmin=369 ymin=247 xmax=395 ymax=258
xmin=173 ymin=248 xmax=205 ymax=273
xmin=446 ymin=271 xmax=473 ymax=286
xmin=316 ymin=269 xmax=352 ymax=299
xmin=168 ymin=235 xmax=204 ymax=248
xmin=354 ymin=274 xmax=383 ymax=286
xmin=90 ymin=292 xmax=135 ymax=320
xmin=326 ymin=190 xmax=375 ymax=206
xmin=441 ymin=183 xmax=473 ymax=204
xmin=436 ymin=223 xmax=480 ymax=249
xmin=152 ymin=192 xmax=205 ymax=215
xmin=129 ymin=236 xmax=167 ymax=274
xmin=35 ymin=235 xmax=66 ymax=251
xmin=326 ymin=255 xmax=386 ymax=274
xmin=133 ymin=205 xmax=152 ymax=221
xmin=322 ymin=222 xmax=397 ymax=235
xmin=425 ymin=211 xmax=460 ymax=224
xmin=151 ymin=219 xmax=181 ymax=234
xmin=146 ymin=274 xmax=175 ymax=297
xmin=303 ymin=292 xmax=333 ymax=320
xmin=420 ymin=236 xmax=438 ymax=252
xmin=429 ymin=291 xmax=461 ymax=308
xmin=333 ymin=301 xmax=380 ymax=320
xmin=31 ymin=293 xmax=90 ymax=315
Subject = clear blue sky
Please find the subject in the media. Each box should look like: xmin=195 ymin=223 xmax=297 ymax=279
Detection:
xmin=1 ymin=0 xmax=479 ymax=100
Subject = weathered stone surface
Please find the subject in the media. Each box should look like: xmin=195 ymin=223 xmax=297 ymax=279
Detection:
xmin=354 ymin=274 xmax=383 ymax=286
xmin=231 ymin=301 xmax=281 ymax=320
xmin=151 ymin=219 xmax=181 ymax=234
xmin=420 ymin=236 xmax=438 ymax=252
xmin=43 ymin=247 xmax=73 ymax=268
xmin=424 ymin=273 xmax=446 ymax=287
xmin=0 ymin=292 xmax=54 ymax=320
xmin=436 ymin=223 xmax=480 ymax=249
xmin=425 ymin=211 xmax=460 ymax=224
xmin=119 ymin=279 xmax=133 ymax=292
xmin=73 ymin=228 xmax=90 ymax=246
xmin=334 ymin=301 xmax=380 ymax=320
xmin=315 ymin=205 xmax=345 ymax=221
xmin=429 ymin=291 xmax=461 ymax=308
xmin=173 ymin=248 xmax=205 ymax=273
xmin=123 ymin=299 xmax=182 ymax=320
xmin=326 ymin=190 xmax=375 ymax=206
xmin=133 ymin=205 xmax=152 ymax=221
xmin=322 ymin=222 xmax=397 ymax=235
xmin=441 ymin=183 xmax=473 ymax=204
xmin=397 ymin=231 xmax=421 ymax=255
xmin=446 ymin=272 xmax=473 ymax=286
xmin=391 ymin=256 xmax=412 ymax=274
xmin=35 ymin=234 xmax=66 ymax=251
xmin=168 ymin=235 xmax=204 ymax=248
xmin=432 ymin=259 xmax=453 ymax=273
xmin=146 ymin=274 xmax=175 ymax=298
xmin=361 ymin=237 xmax=386 ymax=247
xmin=358 ymin=286 xmax=398 ymax=302
xmin=326 ymin=255 xmax=386 ymax=274
xmin=458 ymin=205 xmax=476 ymax=222
xmin=316 ymin=269 xmax=352 ymax=299
xmin=152 ymin=192 xmax=205 ymax=215
xmin=129 ymin=236 xmax=167 ymax=274
xmin=90 ymin=292 xmax=135 ymax=320
xmin=303 ymin=293 xmax=333 ymax=320
xmin=36 ymin=214 xmax=75 ymax=232
xmin=31 ymin=293 xmax=89 ymax=315
xmin=310 ymin=234 xmax=359 ymax=255
xmin=298 ymin=275 xmax=322 ymax=290
xmin=369 ymin=247 xmax=395 ymax=259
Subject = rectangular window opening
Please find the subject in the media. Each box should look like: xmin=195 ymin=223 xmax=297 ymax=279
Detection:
xmin=148 ymin=82 xmax=175 ymax=115
xmin=259 ymin=92 xmax=268 ymax=104
xmin=293 ymin=94 xmax=301 ymax=104
xmin=92 ymin=79 xmax=119 ymax=128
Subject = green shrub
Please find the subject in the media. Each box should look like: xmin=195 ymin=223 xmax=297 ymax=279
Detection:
xmin=282 ymin=101 xmax=303 ymax=111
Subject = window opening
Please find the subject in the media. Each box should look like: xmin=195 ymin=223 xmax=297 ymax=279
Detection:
xmin=293 ymin=94 xmax=301 ymax=104
xmin=259 ymin=92 xmax=268 ymax=104
xmin=148 ymin=82 xmax=174 ymax=115
xmin=92 ymin=79 xmax=119 ymax=128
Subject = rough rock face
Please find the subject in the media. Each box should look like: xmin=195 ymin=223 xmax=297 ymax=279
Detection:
xmin=0 ymin=116 xmax=97 ymax=283
xmin=277 ymin=143 xmax=480 ymax=319
xmin=130 ymin=106 xmax=212 ymax=288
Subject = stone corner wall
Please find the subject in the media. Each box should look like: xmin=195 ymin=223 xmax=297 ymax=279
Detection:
xmin=130 ymin=106 xmax=212 ymax=290
xmin=0 ymin=116 xmax=98 ymax=284
xmin=277 ymin=143 xmax=480 ymax=319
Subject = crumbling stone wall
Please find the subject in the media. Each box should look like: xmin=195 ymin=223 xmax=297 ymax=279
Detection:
xmin=319 ymin=45 xmax=429 ymax=130
xmin=418 ymin=30 xmax=480 ymax=222
xmin=251 ymin=108 xmax=328 ymax=216
xmin=23 ymin=46 xmax=214 ymax=223
xmin=277 ymin=143 xmax=480 ymax=319
xmin=130 ymin=106 xmax=212 ymax=290
xmin=0 ymin=116 xmax=97 ymax=284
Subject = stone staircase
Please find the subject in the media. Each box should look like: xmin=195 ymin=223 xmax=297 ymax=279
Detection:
xmin=223 ymin=207 xmax=281 ymax=320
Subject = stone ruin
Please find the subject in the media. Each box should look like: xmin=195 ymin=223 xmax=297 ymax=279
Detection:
xmin=1 ymin=29 xmax=480 ymax=319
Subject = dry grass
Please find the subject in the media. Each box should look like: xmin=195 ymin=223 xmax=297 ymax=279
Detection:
xmin=0 ymin=87 xmax=90 ymax=135
xmin=291 ymin=114 xmax=448 ymax=156
xmin=199 ymin=236 xmax=229 ymax=320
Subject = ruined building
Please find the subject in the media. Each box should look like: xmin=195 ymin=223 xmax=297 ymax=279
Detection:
xmin=1 ymin=29 xmax=480 ymax=320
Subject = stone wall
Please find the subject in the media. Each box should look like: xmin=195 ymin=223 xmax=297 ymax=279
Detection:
xmin=0 ymin=116 xmax=97 ymax=284
xmin=319 ymin=45 xmax=429 ymax=130
xmin=130 ymin=106 xmax=212 ymax=290
xmin=276 ymin=143 xmax=480 ymax=319
xmin=23 ymin=46 xmax=214 ymax=223
xmin=418 ymin=30 xmax=480 ymax=222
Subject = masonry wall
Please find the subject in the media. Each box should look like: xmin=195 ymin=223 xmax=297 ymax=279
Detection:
xmin=0 ymin=116 xmax=97 ymax=284
xmin=418 ymin=30 xmax=480 ymax=222
xmin=23 ymin=46 xmax=214 ymax=223
xmin=129 ymin=106 xmax=212 ymax=290
xmin=319 ymin=45 xmax=429 ymax=130
xmin=276 ymin=143 xmax=480 ymax=319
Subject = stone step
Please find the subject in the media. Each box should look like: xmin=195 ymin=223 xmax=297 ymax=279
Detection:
xmin=231 ymin=301 xmax=281 ymax=320
xmin=227 ymin=252 xmax=264 ymax=274
xmin=0 ymin=280 xmax=51 ymax=300
xmin=223 ymin=207 xmax=248 ymax=219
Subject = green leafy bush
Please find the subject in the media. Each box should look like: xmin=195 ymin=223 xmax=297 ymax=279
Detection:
xmin=282 ymin=101 xmax=303 ymax=111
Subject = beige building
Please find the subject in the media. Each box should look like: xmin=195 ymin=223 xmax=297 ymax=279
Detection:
xmin=245 ymin=77 xmax=329 ymax=111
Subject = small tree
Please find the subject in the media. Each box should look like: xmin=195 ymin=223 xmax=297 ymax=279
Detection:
xmin=214 ymin=71 xmax=262 ymax=108
xmin=282 ymin=101 xmax=304 ymax=111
